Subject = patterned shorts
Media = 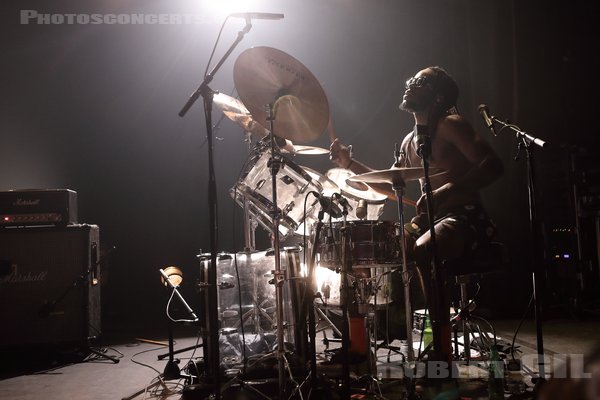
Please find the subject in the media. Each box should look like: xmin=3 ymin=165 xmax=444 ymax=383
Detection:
xmin=407 ymin=204 xmax=497 ymax=252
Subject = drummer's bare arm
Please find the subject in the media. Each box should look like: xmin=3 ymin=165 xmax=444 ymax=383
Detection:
xmin=415 ymin=115 xmax=504 ymax=213
xmin=329 ymin=138 xmax=373 ymax=174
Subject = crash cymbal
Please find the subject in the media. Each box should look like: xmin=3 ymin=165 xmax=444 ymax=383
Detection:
xmin=348 ymin=167 xmax=446 ymax=185
xmin=213 ymin=92 xmax=269 ymax=138
xmin=234 ymin=46 xmax=329 ymax=144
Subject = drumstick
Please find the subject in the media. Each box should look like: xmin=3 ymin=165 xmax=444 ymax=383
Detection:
xmin=327 ymin=118 xmax=337 ymax=143
xmin=403 ymin=197 xmax=417 ymax=208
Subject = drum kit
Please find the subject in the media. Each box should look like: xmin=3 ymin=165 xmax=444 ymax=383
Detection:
xmin=196 ymin=46 xmax=439 ymax=399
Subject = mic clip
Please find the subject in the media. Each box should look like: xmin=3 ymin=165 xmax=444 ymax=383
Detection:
xmin=313 ymin=192 xmax=343 ymax=218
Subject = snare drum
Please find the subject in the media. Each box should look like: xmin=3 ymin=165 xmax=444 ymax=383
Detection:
xmin=316 ymin=220 xmax=402 ymax=268
xmin=327 ymin=168 xmax=387 ymax=221
xmin=231 ymin=145 xmax=322 ymax=239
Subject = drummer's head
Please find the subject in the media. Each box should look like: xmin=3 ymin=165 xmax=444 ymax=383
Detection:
xmin=400 ymin=66 xmax=458 ymax=115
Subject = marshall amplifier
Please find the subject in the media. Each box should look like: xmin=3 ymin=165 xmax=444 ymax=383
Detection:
xmin=0 ymin=224 xmax=100 ymax=345
xmin=0 ymin=189 xmax=77 ymax=227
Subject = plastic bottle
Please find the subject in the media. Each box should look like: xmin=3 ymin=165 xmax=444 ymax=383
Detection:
xmin=488 ymin=346 xmax=505 ymax=399
xmin=423 ymin=315 xmax=433 ymax=350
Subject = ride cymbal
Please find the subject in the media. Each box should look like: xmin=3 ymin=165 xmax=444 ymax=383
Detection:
xmin=234 ymin=46 xmax=329 ymax=144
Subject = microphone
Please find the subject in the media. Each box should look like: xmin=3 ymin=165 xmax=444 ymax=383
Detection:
xmin=415 ymin=132 xmax=431 ymax=160
xmin=230 ymin=12 xmax=284 ymax=20
xmin=478 ymin=104 xmax=497 ymax=136
xmin=356 ymin=199 xmax=368 ymax=220
xmin=393 ymin=143 xmax=402 ymax=167
xmin=312 ymin=192 xmax=342 ymax=218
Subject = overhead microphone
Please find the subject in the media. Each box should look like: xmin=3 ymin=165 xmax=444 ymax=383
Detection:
xmin=478 ymin=104 xmax=497 ymax=136
xmin=230 ymin=12 xmax=284 ymax=20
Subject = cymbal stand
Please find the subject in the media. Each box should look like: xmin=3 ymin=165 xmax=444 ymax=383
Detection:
xmin=303 ymin=208 xmax=325 ymax=396
xmin=337 ymin=205 xmax=352 ymax=400
xmin=178 ymin=19 xmax=253 ymax=399
xmin=265 ymin=103 xmax=288 ymax=400
xmin=243 ymin=131 xmax=257 ymax=252
xmin=392 ymin=186 xmax=415 ymax=361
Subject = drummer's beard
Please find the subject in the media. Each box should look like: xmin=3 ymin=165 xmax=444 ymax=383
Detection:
xmin=399 ymin=92 xmax=434 ymax=113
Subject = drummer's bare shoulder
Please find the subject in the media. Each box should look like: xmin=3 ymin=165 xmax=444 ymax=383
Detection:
xmin=435 ymin=113 xmax=504 ymax=193
xmin=436 ymin=114 xmax=499 ymax=164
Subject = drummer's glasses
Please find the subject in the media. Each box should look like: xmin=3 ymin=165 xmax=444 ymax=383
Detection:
xmin=405 ymin=76 xmax=434 ymax=90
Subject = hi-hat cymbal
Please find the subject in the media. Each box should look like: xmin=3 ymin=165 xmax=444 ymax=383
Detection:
xmin=213 ymin=92 xmax=269 ymax=138
xmin=327 ymin=168 xmax=387 ymax=202
xmin=233 ymin=46 xmax=329 ymax=144
xmin=348 ymin=167 xmax=446 ymax=185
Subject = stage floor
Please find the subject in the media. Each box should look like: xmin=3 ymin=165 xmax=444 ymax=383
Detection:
xmin=1 ymin=318 xmax=599 ymax=400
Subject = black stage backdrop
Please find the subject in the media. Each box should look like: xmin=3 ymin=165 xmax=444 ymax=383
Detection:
xmin=1 ymin=0 xmax=598 ymax=334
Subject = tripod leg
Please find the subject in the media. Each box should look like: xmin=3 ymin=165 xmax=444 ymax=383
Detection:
xmin=87 ymin=347 xmax=120 ymax=363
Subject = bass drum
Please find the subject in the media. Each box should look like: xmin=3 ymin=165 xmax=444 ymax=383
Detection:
xmin=198 ymin=247 xmax=307 ymax=366
xmin=314 ymin=264 xmax=393 ymax=309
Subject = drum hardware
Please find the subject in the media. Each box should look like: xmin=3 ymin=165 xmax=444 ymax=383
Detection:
xmin=242 ymin=132 xmax=259 ymax=251
xmin=343 ymin=147 xmax=448 ymax=399
xmin=348 ymin=161 xmax=448 ymax=364
xmin=232 ymin=43 xmax=334 ymax=400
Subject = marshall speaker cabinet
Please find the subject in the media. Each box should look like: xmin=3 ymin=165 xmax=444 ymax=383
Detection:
xmin=0 ymin=224 xmax=100 ymax=345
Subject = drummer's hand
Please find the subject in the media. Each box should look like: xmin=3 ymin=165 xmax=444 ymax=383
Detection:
xmin=329 ymin=138 xmax=352 ymax=169
xmin=415 ymin=183 xmax=453 ymax=215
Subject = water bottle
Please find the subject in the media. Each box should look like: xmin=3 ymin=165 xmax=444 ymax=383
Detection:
xmin=423 ymin=315 xmax=433 ymax=349
xmin=488 ymin=346 xmax=505 ymax=399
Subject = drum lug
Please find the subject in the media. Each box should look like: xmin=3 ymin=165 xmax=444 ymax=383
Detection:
xmin=270 ymin=269 xmax=286 ymax=287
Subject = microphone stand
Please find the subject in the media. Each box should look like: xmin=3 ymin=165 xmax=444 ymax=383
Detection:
xmin=38 ymin=245 xmax=119 ymax=364
xmin=160 ymin=269 xmax=200 ymax=381
xmin=416 ymin=135 xmax=453 ymax=366
xmin=339 ymin=202 xmax=351 ymax=400
xmin=122 ymin=271 xmax=200 ymax=400
xmin=303 ymin=208 xmax=326 ymax=397
xmin=178 ymin=20 xmax=253 ymax=399
xmin=493 ymin=119 xmax=548 ymax=386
